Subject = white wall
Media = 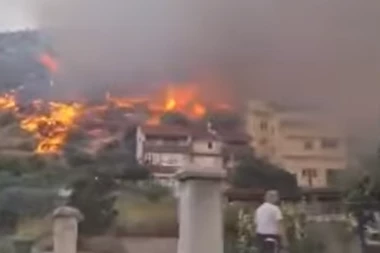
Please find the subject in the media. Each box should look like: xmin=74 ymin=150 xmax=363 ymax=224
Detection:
xmin=136 ymin=127 xmax=145 ymax=162
xmin=193 ymin=156 xmax=223 ymax=169
xmin=144 ymin=152 xmax=189 ymax=167
xmin=192 ymin=140 xmax=222 ymax=155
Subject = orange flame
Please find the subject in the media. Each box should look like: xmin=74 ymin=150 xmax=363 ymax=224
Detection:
xmin=163 ymin=85 xmax=206 ymax=118
xmin=20 ymin=102 xmax=83 ymax=154
xmin=0 ymin=83 xmax=231 ymax=154
xmin=0 ymin=93 xmax=17 ymax=110
xmin=39 ymin=53 xmax=59 ymax=73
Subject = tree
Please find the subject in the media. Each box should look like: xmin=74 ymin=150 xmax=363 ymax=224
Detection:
xmin=344 ymin=151 xmax=380 ymax=252
xmin=68 ymin=172 xmax=118 ymax=236
xmin=231 ymin=154 xmax=299 ymax=197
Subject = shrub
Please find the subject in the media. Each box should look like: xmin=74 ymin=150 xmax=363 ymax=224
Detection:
xmin=68 ymin=173 xmax=118 ymax=236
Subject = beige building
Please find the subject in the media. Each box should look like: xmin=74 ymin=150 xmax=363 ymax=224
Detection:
xmin=246 ymin=100 xmax=347 ymax=188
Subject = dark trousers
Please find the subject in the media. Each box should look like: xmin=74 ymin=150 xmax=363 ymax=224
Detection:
xmin=256 ymin=234 xmax=281 ymax=253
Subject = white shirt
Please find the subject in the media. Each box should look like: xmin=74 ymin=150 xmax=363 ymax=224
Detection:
xmin=254 ymin=202 xmax=283 ymax=235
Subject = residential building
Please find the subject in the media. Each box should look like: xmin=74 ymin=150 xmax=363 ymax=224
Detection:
xmin=135 ymin=124 xmax=223 ymax=186
xmin=246 ymin=100 xmax=347 ymax=188
xmin=135 ymin=124 xmax=251 ymax=187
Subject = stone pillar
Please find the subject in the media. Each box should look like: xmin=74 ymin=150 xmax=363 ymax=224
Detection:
xmin=176 ymin=168 xmax=226 ymax=253
xmin=52 ymin=206 xmax=83 ymax=253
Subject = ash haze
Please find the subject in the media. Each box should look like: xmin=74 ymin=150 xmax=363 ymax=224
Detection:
xmin=34 ymin=0 xmax=380 ymax=149
xmin=0 ymin=0 xmax=36 ymax=31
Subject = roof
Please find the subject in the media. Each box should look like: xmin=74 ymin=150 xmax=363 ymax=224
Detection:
xmin=218 ymin=130 xmax=252 ymax=143
xmin=191 ymin=128 xmax=219 ymax=141
xmin=140 ymin=124 xmax=220 ymax=141
xmin=140 ymin=124 xmax=190 ymax=137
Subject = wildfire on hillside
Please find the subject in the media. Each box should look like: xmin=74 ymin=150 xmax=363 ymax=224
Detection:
xmin=38 ymin=53 xmax=59 ymax=74
xmin=0 ymin=84 xmax=232 ymax=154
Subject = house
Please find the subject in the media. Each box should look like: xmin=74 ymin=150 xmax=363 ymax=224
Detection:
xmin=135 ymin=124 xmax=252 ymax=187
xmin=135 ymin=124 xmax=223 ymax=186
xmin=245 ymin=100 xmax=348 ymax=188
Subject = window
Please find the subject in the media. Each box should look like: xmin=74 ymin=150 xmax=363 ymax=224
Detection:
xmin=259 ymin=138 xmax=268 ymax=146
xmin=304 ymin=140 xmax=313 ymax=150
xmin=208 ymin=142 xmax=213 ymax=149
xmin=260 ymin=121 xmax=268 ymax=131
xmin=302 ymin=168 xmax=318 ymax=187
xmin=321 ymin=138 xmax=339 ymax=149
xmin=302 ymin=168 xmax=317 ymax=178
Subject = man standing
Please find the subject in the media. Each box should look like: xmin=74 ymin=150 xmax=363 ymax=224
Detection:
xmin=254 ymin=190 xmax=288 ymax=253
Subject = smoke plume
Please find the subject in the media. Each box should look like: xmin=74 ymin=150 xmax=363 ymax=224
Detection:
xmin=34 ymin=0 xmax=380 ymax=148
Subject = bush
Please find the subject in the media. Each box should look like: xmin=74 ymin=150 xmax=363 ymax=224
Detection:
xmin=138 ymin=181 xmax=171 ymax=202
xmin=0 ymin=187 xmax=56 ymax=217
xmin=68 ymin=173 xmax=118 ymax=236
xmin=231 ymin=155 xmax=299 ymax=197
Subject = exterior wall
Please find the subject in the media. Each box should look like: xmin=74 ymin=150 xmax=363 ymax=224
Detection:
xmin=192 ymin=140 xmax=222 ymax=155
xmin=192 ymin=155 xmax=224 ymax=169
xmin=281 ymin=158 xmax=346 ymax=187
xmin=135 ymin=127 xmax=145 ymax=162
xmin=245 ymin=100 xmax=348 ymax=188
xmin=245 ymin=100 xmax=276 ymax=160
xmin=144 ymin=152 xmax=189 ymax=167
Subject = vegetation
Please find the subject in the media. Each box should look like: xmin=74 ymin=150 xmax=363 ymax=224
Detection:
xmin=231 ymin=154 xmax=299 ymax=197
xmin=68 ymin=172 xmax=118 ymax=236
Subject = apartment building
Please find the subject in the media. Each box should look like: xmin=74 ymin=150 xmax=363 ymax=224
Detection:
xmin=246 ymin=100 xmax=347 ymax=188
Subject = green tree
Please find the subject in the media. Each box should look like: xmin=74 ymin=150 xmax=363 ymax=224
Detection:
xmin=231 ymin=155 xmax=299 ymax=197
xmin=68 ymin=172 xmax=118 ymax=236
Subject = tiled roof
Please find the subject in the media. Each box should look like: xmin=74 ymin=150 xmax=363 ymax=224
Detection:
xmin=140 ymin=124 xmax=190 ymax=137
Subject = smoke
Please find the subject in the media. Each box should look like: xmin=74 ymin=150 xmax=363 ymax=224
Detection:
xmin=34 ymin=0 xmax=380 ymax=146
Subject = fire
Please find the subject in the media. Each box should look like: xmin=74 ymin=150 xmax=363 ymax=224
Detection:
xmin=106 ymin=93 xmax=148 ymax=108
xmin=39 ymin=53 xmax=59 ymax=73
xmin=163 ymin=85 xmax=206 ymax=118
xmin=0 ymin=93 xmax=17 ymax=110
xmin=20 ymin=102 xmax=83 ymax=154
xmin=0 ymin=83 xmax=231 ymax=154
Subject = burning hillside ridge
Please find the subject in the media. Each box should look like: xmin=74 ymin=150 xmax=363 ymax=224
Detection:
xmin=0 ymin=84 xmax=233 ymax=155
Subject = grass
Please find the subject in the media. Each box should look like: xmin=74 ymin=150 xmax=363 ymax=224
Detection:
xmin=115 ymin=191 xmax=177 ymax=236
xmin=16 ymin=217 xmax=51 ymax=240
xmin=14 ymin=189 xmax=178 ymax=239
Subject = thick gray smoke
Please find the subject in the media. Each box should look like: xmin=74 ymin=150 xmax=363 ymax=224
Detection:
xmin=35 ymin=0 xmax=380 ymax=148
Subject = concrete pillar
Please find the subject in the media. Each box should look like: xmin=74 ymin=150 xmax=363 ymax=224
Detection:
xmin=176 ymin=168 xmax=226 ymax=253
xmin=52 ymin=206 xmax=83 ymax=253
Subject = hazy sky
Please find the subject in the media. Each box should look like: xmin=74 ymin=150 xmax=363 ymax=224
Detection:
xmin=1 ymin=0 xmax=380 ymax=147
xmin=0 ymin=0 xmax=36 ymax=31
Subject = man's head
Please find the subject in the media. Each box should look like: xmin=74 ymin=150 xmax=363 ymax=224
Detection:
xmin=264 ymin=190 xmax=280 ymax=204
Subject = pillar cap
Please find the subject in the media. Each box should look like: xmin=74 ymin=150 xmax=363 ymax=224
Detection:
xmin=175 ymin=168 xmax=226 ymax=181
xmin=53 ymin=206 xmax=84 ymax=221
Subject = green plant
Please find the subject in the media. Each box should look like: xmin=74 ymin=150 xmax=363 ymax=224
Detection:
xmin=231 ymin=155 xmax=299 ymax=197
xmin=0 ymin=238 xmax=14 ymax=253
xmin=141 ymin=181 xmax=171 ymax=202
xmin=68 ymin=172 xmax=118 ymax=236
